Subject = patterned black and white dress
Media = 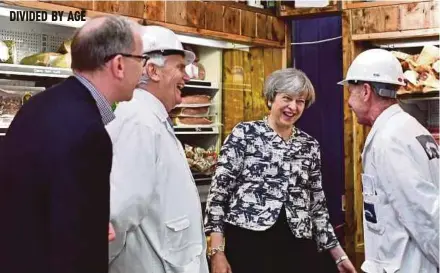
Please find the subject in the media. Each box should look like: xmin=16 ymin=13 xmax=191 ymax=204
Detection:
xmin=204 ymin=118 xmax=339 ymax=253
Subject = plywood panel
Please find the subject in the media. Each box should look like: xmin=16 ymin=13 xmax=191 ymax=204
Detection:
xmin=256 ymin=13 xmax=267 ymax=40
xmin=186 ymin=1 xmax=206 ymax=29
xmin=351 ymin=6 xmax=399 ymax=34
xmin=165 ymin=1 xmax=187 ymax=25
xmin=51 ymin=0 xmax=93 ymax=10
xmin=223 ymin=50 xmax=245 ymax=136
xmin=342 ymin=9 xmax=356 ymax=267
xmin=266 ymin=16 xmax=274 ymax=41
xmin=93 ymin=1 xmax=114 ymax=14
xmin=223 ymin=6 xmax=241 ymax=35
xmin=250 ymin=48 xmax=267 ymax=121
xmin=272 ymin=49 xmax=282 ymax=74
xmin=400 ymin=1 xmax=438 ymax=30
xmin=241 ymin=10 xmax=256 ymax=38
xmin=272 ymin=17 xmax=286 ymax=43
xmin=263 ymin=48 xmax=274 ymax=80
xmin=144 ymin=1 xmax=165 ymax=22
xmin=205 ymin=2 xmax=224 ymax=32
xmin=115 ymin=1 xmax=145 ymax=18
xmin=243 ymin=51 xmax=253 ymax=121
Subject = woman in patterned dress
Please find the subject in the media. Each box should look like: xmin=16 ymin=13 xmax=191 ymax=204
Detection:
xmin=204 ymin=68 xmax=356 ymax=273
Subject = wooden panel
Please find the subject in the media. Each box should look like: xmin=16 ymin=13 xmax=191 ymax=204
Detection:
xmin=241 ymin=10 xmax=256 ymax=38
xmin=272 ymin=17 xmax=286 ymax=43
xmin=223 ymin=6 xmax=241 ymax=35
xmin=94 ymin=1 xmax=144 ymax=18
xmin=144 ymin=1 xmax=165 ymax=22
xmin=243 ymin=51 xmax=253 ymax=121
xmin=272 ymin=49 xmax=282 ymax=73
xmin=352 ymin=28 xmax=440 ymax=41
xmin=115 ymin=1 xmax=144 ymax=18
xmin=344 ymin=0 xmax=426 ymax=10
xmin=400 ymin=1 xmax=438 ymax=30
xmin=93 ymin=1 xmax=115 ymax=14
xmin=222 ymin=50 xmax=245 ymax=136
xmin=351 ymin=6 xmax=400 ymax=34
xmin=266 ymin=16 xmax=274 ymax=41
xmin=205 ymin=2 xmax=224 ymax=32
xmin=278 ymin=0 xmax=340 ymax=17
xmin=250 ymin=48 xmax=267 ymax=120
xmin=256 ymin=13 xmax=267 ymax=40
xmin=263 ymin=48 xmax=274 ymax=80
xmin=48 ymin=0 xmax=93 ymax=10
xmin=212 ymin=0 xmax=276 ymax=16
xmin=165 ymin=1 xmax=187 ymax=25
xmin=186 ymin=1 xmax=206 ymax=29
xmin=342 ymin=9 xmax=356 ymax=267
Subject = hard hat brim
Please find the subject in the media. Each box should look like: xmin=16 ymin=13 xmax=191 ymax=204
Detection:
xmin=337 ymin=79 xmax=348 ymax=86
xmin=183 ymin=49 xmax=196 ymax=65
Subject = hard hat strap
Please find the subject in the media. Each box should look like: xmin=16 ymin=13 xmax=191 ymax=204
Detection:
xmin=376 ymin=88 xmax=397 ymax=99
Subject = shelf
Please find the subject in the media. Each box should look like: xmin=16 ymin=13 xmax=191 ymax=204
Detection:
xmin=174 ymin=124 xmax=220 ymax=135
xmin=184 ymin=80 xmax=219 ymax=90
xmin=0 ymin=63 xmax=71 ymax=79
xmin=398 ymin=91 xmax=439 ymax=101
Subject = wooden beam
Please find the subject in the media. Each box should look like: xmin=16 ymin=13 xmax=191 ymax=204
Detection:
xmin=344 ymin=0 xmax=428 ymax=10
xmin=210 ymin=0 xmax=276 ymax=16
xmin=351 ymin=28 xmax=440 ymax=41
xmin=5 ymin=1 xmax=284 ymax=48
xmin=342 ymin=9 xmax=356 ymax=268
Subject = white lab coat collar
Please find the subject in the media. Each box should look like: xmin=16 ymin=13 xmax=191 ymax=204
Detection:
xmin=363 ymin=104 xmax=402 ymax=154
xmin=133 ymin=88 xmax=168 ymax=123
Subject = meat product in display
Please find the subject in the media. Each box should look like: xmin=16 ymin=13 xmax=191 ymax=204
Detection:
xmin=174 ymin=117 xmax=213 ymax=125
xmin=170 ymin=106 xmax=210 ymax=116
xmin=181 ymin=95 xmax=211 ymax=104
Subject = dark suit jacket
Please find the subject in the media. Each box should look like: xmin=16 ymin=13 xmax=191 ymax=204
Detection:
xmin=0 ymin=77 xmax=112 ymax=273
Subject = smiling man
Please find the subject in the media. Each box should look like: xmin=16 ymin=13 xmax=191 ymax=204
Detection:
xmin=106 ymin=25 xmax=209 ymax=273
xmin=339 ymin=48 xmax=439 ymax=273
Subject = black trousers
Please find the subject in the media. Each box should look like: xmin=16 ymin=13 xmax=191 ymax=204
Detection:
xmin=223 ymin=207 xmax=321 ymax=273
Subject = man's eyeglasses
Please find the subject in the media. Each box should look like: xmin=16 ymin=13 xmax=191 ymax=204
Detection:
xmin=104 ymin=53 xmax=149 ymax=67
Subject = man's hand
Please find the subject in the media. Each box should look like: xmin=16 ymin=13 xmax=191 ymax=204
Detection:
xmin=211 ymin=252 xmax=232 ymax=273
xmin=108 ymin=223 xmax=115 ymax=242
xmin=337 ymin=259 xmax=357 ymax=273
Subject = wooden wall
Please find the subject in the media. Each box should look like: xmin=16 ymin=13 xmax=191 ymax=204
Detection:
xmin=6 ymin=0 xmax=286 ymax=48
xmin=221 ymin=48 xmax=283 ymax=138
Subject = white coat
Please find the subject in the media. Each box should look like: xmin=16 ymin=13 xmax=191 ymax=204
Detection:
xmin=106 ymin=88 xmax=209 ymax=273
xmin=360 ymin=104 xmax=439 ymax=273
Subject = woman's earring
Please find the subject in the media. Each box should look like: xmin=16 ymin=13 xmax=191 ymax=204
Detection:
xmin=268 ymin=102 xmax=272 ymax=108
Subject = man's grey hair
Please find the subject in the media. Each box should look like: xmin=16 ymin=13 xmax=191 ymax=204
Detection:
xmin=263 ymin=68 xmax=316 ymax=108
xmin=71 ymin=15 xmax=139 ymax=71
xmin=137 ymin=54 xmax=167 ymax=85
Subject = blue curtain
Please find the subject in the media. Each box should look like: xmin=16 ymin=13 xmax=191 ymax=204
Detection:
xmin=292 ymin=15 xmax=344 ymax=232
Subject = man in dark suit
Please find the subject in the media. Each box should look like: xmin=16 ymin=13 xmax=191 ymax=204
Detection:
xmin=0 ymin=15 xmax=145 ymax=273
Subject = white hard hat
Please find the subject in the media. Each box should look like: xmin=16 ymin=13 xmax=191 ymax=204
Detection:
xmin=140 ymin=25 xmax=195 ymax=65
xmin=338 ymin=48 xmax=405 ymax=86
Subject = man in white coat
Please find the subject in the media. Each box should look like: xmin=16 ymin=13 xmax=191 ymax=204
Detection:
xmin=339 ymin=48 xmax=439 ymax=273
xmin=107 ymin=25 xmax=209 ymax=273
